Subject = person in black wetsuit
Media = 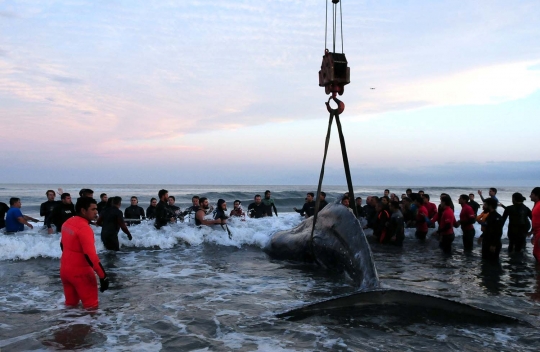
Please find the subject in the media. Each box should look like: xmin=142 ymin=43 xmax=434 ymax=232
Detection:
xmin=388 ymin=201 xmax=405 ymax=246
xmin=318 ymin=192 xmax=329 ymax=210
xmin=468 ymin=193 xmax=480 ymax=215
xmin=46 ymin=193 xmax=75 ymax=234
xmin=0 ymin=201 xmax=9 ymax=229
xmin=213 ymin=199 xmax=229 ymax=221
xmin=124 ymin=196 xmax=146 ymax=225
xmin=196 ymin=197 xmax=226 ymax=226
xmin=96 ymin=196 xmax=132 ymax=251
xmin=155 ymin=189 xmax=176 ymax=229
xmin=40 ymin=190 xmax=60 ymax=227
xmin=97 ymin=193 xmax=108 ymax=214
xmin=501 ymin=192 xmax=532 ymax=253
xmin=293 ymin=193 xmax=316 ymax=218
xmin=168 ymin=196 xmax=181 ymax=219
xmin=355 ymin=197 xmax=366 ymax=218
xmin=363 ymin=196 xmax=378 ymax=229
xmin=478 ymin=198 xmax=503 ymax=261
xmin=249 ymin=194 xmax=268 ymax=219
xmin=179 ymin=196 xmax=200 ymax=222
xmin=146 ymin=198 xmax=157 ymax=219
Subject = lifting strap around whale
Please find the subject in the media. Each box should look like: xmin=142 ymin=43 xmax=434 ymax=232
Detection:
xmin=310 ymin=96 xmax=357 ymax=255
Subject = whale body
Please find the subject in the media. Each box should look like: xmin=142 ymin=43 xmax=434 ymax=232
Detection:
xmin=265 ymin=199 xmax=526 ymax=325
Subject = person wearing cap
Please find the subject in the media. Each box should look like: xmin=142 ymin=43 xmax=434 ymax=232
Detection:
xmin=529 ymin=187 xmax=540 ymax=263
xmin=501 ymin=192 xmax=532 ymax=253
xmin=47 ymin=193 xmax=76 ymax=234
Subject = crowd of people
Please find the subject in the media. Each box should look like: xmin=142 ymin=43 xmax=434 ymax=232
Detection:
xmin=1 ymin=186 xmax=540 ymax=309
xmin=351 ymin=188 xmax=540 ymax=264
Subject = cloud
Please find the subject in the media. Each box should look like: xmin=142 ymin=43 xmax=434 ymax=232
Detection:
xmin=347 ymin=60 xmax=540 ymax=118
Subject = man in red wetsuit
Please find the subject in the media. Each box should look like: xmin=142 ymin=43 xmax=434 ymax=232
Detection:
xmin=438 ymin=195 xmax=456 ymax=254
xmin=456 ymin=194 xmax=476 ymax=251
xmin=530 ymin=187 xmax=540 ymax=263
xmin=60 ymin=197 xmax=109 ymax=309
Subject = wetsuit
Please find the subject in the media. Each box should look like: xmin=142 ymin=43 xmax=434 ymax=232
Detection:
xmin=60 ymin=216 xmax=107 ymax=308
xmin=154 ymin=200 xmax=173 ymax=229
xmin=415 ymin=205 xmax=429 ymax=241
xmin=363 ymin=204 xmax=376 ymax=229
xmin=532 ymin=201 xmax=540 ymax=263
xmin=480 ymin=210 xmax=503 ymax=261
xmin=97 ymin=201 xmax=108 ymax=214
xmin=501 ymin=203 xmax=532 ymax=253
xmin=0 ymin=202 xmax=9 ymax=229
xmin=375 ymin=209 xmax=390 ymax=243
xmin=469 ymin=200 xmax=480 ymax=215
xmin=249 ymin=202 xmax=268 ymax=219
xmin=40 ymin=200 xmax=60 ymax=226
xmin=5 ymin=207 xmax=24 ymax=232
xmin=168 ymin=204 xmax=180 ymax=219
xmin=356 ymin=205 xmax=366 ymax=218
xmin=124 ymin=205 xmax=145 ymax=225
xmin=262 ymin=198 xmax=278 ymax=217
xmin=47 ymin=202 xmax=76 ymax=233
xmin=459 ymin=203 xmax=476 ymax=250
xmin=439 ymin=207 xmax=456 ymax=253
xmin=402 ymin=206 xmax=416 ymax=228
xmin=146 ymin=205 xmax=156 ymax=220
xmin=388 ymin=210 xmax=405 ymax=246
xmin=97 ymin=206 xmax=131 ymax=251
xmin=319 ymin=200 xmax=328 ymax=211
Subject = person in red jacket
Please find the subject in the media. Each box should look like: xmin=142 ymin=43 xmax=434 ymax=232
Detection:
xmin=530 ymin=187 xmax=540 ymax=263
xmin=438 ymin=195 xmax=456 ymax=254
xmin=60 ymin=197 xmax=109 ymax=309
xmin=456 ymin=194 xmax=477 ymax=251
xmin=414 ymin=197 xmax=429 ymax=241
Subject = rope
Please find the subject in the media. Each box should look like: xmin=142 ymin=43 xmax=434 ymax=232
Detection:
xmin=325 ymin=0 xmax=328 ymax=50
xmin=310 ymin=110 xmax=335 ymax=254
xmin=340 ymin=0 xmax=344 ymax=53
xmin=310 ymin=99 xmax=358 ymax=257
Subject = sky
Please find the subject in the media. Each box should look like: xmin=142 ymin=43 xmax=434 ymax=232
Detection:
xmin=1 ymin=0 xmax=539 ymax=186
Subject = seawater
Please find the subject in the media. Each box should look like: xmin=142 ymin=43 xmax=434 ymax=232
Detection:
xmin=0 ymin=184 xmax=539 ymax=351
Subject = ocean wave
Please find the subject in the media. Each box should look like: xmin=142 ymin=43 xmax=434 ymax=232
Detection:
xmin=0 ymin=214 xmax=303 ymax=261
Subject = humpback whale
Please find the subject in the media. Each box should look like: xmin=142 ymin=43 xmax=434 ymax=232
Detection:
xmin=265 ymin=200 xmax=526 ymax=325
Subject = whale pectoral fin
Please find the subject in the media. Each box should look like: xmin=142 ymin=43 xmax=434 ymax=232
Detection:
xmin=277 ymin=289 xmax=528 ymax=326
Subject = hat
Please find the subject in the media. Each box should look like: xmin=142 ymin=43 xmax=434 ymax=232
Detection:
xmin=512 ymin=192 xmax=526 ymax=202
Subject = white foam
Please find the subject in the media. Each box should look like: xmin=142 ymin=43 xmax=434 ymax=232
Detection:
xmin=0 ymin=214 xmax=303 ymax=262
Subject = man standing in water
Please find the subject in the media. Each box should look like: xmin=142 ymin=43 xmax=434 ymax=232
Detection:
xmin=5 ymin=198 xmax=38 ymax=232
xmin=124 ymin=196 xmax=145 ymax=225
xmin=468 ymin=193 xmax=480 ymax=215
xmin=40 ymin=190 xmax=60 ymax=226
xmin=249 ymin=194 xmax=268 ymax=219
xmin=530 ymin=187 xmax=540 ymax=263
xmin=47 ymin=193 xmax=75 ymax=234
xmin=477 ymin=198 xmax=503 ymax=261
xmin=262 ymin=190 xmax=278 ymax=217
xmin=146 ymin=198 xmax=157 ymax=219
xmin=0 ymin=201 xmax=9 ymax=229
xmin=456 ymin=194 xmax=477 ymax=251
xmin=97 ymin=193 xmax=108 ymax=214
xmin=97 ymin=197 xmax=132 ymax=251
xmin=155 ymin=189 xmax=175 ymax=229
xmin=196 ymin=197 xmax=227 ymax=226
xmin=501 ymin=193 xmax=532 ymax=253
xmin=293 ymin=192 xmax=316 ymax=218
xmin=60 ymin=197 xmax=108 ymax=309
